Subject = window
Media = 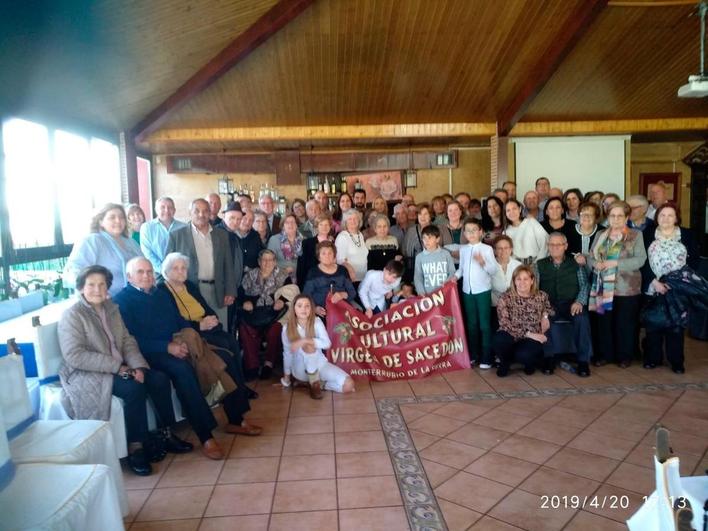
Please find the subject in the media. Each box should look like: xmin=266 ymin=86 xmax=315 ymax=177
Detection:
xmin=55 ymin=130 xmax=91 ymax=244
xmin=2 ymin=118 xmax=123 ymax=248
xmin=2 ymin=118 xmax=55 ymax=248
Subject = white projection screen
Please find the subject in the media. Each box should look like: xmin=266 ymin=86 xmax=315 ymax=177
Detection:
xmin=512 ymin=136 xmax=629 ymax=199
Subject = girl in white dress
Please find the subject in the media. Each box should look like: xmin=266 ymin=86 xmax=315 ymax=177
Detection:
xmin=280 ymin=295 xmax=356 ymax=399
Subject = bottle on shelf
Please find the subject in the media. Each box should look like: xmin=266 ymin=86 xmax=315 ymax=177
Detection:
xmin=324 ymin=176 xmax=330 ymax=195
xmin=341 ymin=178 xmax=348 ymax=193
xmin=330 ymin=177 xmax=337 ymax=195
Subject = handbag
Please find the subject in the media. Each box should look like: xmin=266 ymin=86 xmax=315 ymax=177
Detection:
xmin=240 ymin=305 xmax=287 ymax=328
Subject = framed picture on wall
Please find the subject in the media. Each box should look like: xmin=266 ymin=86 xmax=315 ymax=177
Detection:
xmin=343 ymin=171 xmax=403 ymax=201
xmin=639 ymin=172 xmax=681 ymax=204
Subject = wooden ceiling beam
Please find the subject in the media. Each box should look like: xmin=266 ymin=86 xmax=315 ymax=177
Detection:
xmin=510 ymin=117 xmax=708 ymax=136
xmin=496 ymin=0 xmax=609 ymax=137
xmin=145 ymin=123 xmax=499 ymax=142
xmin=131 ymin=0 xmax=314 ymax=142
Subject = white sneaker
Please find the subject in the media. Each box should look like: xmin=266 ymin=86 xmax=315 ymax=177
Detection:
xmin=479 ymin=363 xmax=492 ymax=370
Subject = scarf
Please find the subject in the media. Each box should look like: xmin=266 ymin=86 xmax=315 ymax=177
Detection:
xmin=588 ymin=227 xmax=626 ymax=313
xmin=280 ymin=232 xmax=303 ymax=261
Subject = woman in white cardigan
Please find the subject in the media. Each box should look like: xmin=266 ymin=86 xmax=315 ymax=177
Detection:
xmin=280 ymin=295 xmax=355 ymax=399
xmin=503 ymin=199 xmax=548 ymax=265
xmin=334 ymin=208 xmax=369 ymax=283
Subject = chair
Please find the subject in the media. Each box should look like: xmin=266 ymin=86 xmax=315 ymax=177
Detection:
xmin=33 ymin=321 xmax=128 ymax=458
xmin=34 ymin=321 xmax=186 ymax=449
xmin=0 ymin=405 xmax=124 ymax=531
xmin=0 ymin=354 xmax=128 ymax=516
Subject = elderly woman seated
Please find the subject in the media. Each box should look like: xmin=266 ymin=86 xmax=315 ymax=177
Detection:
xmin=158 ymin=252 xmax=257 ymax=399
xmin=239 ymin=249 xmax=292 ymax=381
xmin=58 ymin=265 xmax=192 ymax=476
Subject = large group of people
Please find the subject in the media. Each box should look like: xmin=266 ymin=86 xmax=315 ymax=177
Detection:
xmin=59 ymin=177 xmax=705 ymax=476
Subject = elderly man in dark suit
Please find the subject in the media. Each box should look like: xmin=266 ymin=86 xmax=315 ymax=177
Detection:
xmin=167 ymin=198 xmax=236 ymax=331
xmin=216 ymin=201 xmax=245 ymax=332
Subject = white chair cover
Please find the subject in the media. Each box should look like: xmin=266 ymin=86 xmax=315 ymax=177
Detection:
xmin=25 ymin=378 xmax=40 ymax=418
xmin=40 ymin=384 xmax=128 ymax=458
xmin=1 ymin=463 xmax=125 ymax=531
xmin=34 ymin=322 xmax=128 ymax=458
xmin=0 ymin=355 xmax=128 ymax=516
xmin=0 ymin=406 xmax=124 ymax=531
xmin=627 ymin=455 xmax=708 ymax=530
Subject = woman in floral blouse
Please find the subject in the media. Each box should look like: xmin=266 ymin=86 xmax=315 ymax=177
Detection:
xmin=238 ymin=249 xmax=291 ymax=381
xmin=493 ymin=265 xmax=554 ymax=377
xmin=643 ymin=203 xmax=698 ymax=373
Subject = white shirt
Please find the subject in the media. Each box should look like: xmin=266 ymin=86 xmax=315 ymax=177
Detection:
xmin=281 ymin=318 xmax=331 ymax=376
xmin=334 ymin=231 xmax=369 ymax=282
xmin=358 ymin=270 xmax=401 ymax=311
xmin=504 ymin=218 xmax=548 ymax=262
xmin=191 ymin=223 xmax=214 ymax=281
xmin=491 ymin=258 xmax=523 ymax=305
xmin=455 ymin=242 xmax=498 ymax=294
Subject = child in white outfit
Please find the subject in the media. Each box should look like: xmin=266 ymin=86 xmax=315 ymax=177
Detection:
xmin=281 ymin=294 xmax=355 ymax=399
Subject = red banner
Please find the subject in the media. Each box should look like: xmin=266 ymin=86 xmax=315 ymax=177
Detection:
xmin=325 ymin=281 xmax=470 ymax=381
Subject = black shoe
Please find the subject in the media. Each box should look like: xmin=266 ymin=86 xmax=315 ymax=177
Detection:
xmin=496 ymin=365 xmax=510 ymax=378
xmin=643 ymin=362 xmax=657 ymax=369
xmin=671 ymin=365 xmax=685 ymax=374
xmin=593 ymin=359 xmax=607 ymax=367
xmin=128 ymin=449 xmax=152 ymax=476
xmin=542 ymin=358 xmax=555 ymax=375
xmin=577 ymin=362 xmax=590 ymax=378
xmin=246 ymin=386 xmax=259 ymax=400
xmin=260 ymin=365 xmax=273 ymax=380
xmin=619 ymin=361 xmax=631 ymax=369
xmin=524 ymin=366 xmax=535 ymax=376
xmin=143 ymin=432 xmax=168 ymax=463
xmin=165 ymin=434 xmax=194 ymax=454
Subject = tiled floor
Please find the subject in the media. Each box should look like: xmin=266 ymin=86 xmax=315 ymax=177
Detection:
xmin=123 ymin=335 xmax=708 ymax=530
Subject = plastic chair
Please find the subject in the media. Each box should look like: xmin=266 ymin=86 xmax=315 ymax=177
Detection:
xmin=0 ymin=354 xmax=128 ymax=516
xmin=0 ymin=405 xmax=124 ymax=531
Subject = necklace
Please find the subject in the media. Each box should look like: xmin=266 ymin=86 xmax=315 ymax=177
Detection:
xmin=347 ymin=231 xmax=363 ymax=248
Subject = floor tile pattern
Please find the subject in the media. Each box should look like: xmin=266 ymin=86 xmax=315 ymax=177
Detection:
xmin=122 ymin=336 xmax=708 ymax=530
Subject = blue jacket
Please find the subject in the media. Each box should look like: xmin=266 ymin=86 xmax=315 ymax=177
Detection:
xmin=113 ymin=284 xmax=190 ymax=355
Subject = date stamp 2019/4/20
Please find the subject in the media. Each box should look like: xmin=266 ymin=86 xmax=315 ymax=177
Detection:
xmin=540 ymin=494 xmax=690 ymax=510
xmin=540 ymin=495 xmax=630 ymax=510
